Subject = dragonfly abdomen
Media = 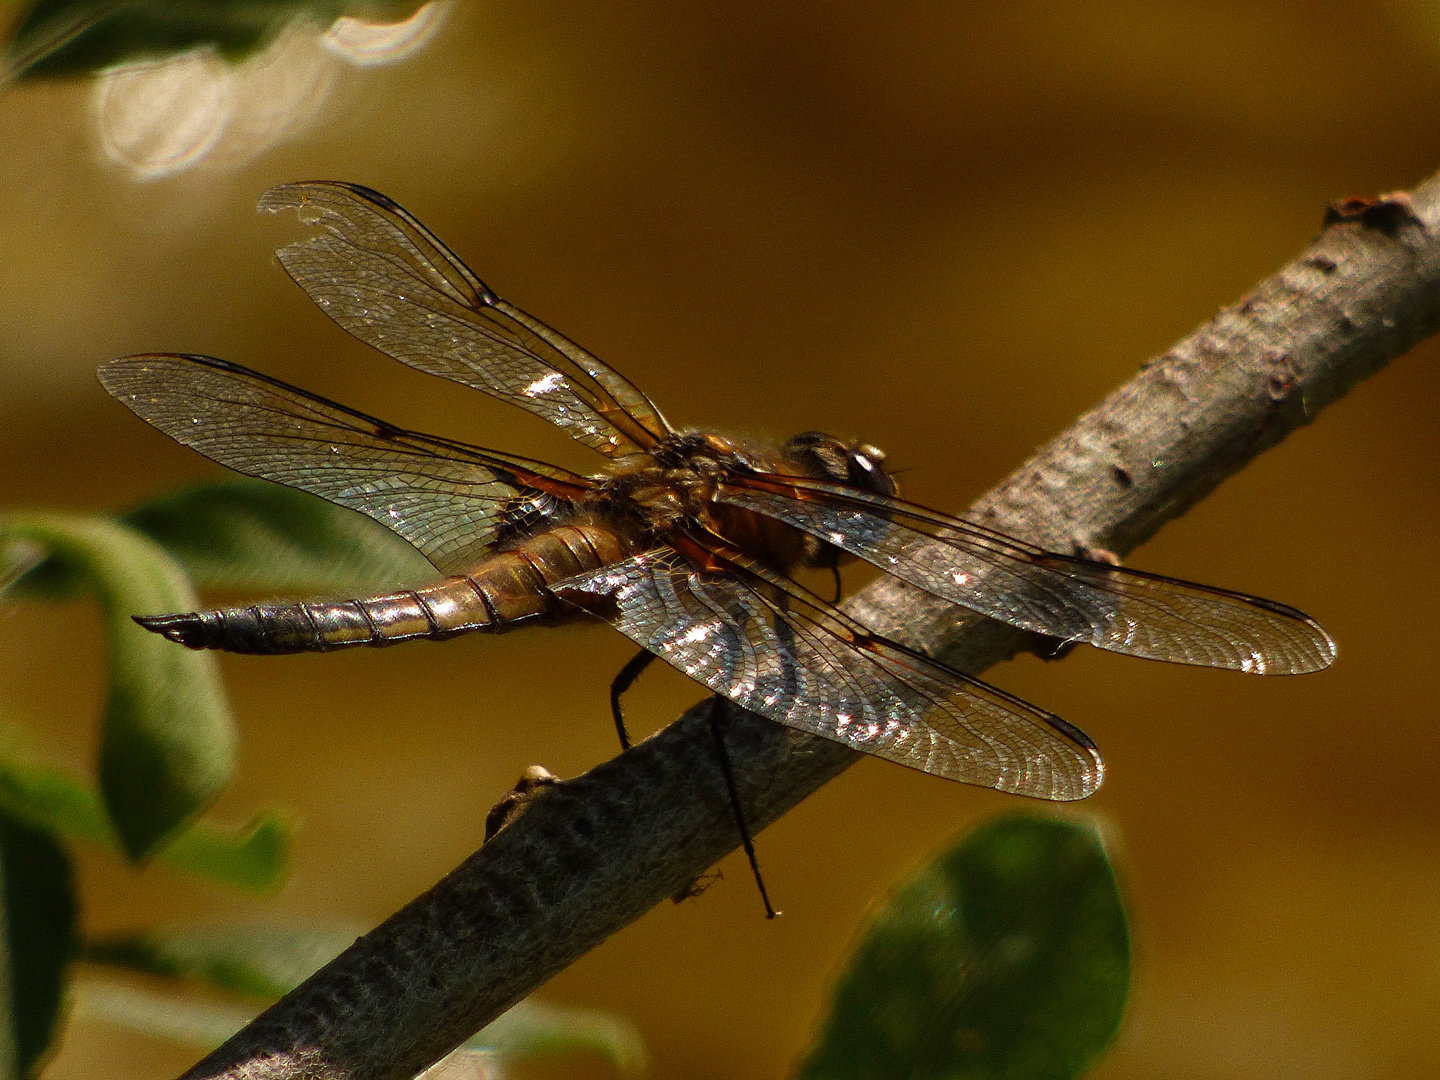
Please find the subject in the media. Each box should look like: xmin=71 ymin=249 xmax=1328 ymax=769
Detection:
xmin=134 ymin=522 xmax=633 ymax=654
xmin=134 ymin=584 xmax=494 ymax=654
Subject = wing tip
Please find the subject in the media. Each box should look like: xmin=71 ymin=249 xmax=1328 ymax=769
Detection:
xmin=1069 ymin=750 xmax=1106 ymax=801
xmin=1310 ymin=618 xmax=1339 ymax=667
xmin=95 ymin=355 xmax=127 ymax=389
xmin=258 ymin=180 xmax=397 ymax=217
xmin=1229 ymin=594 xmax=1336 ymax=673
xmin=98 ymin=353 xmax=237 ymax=388
xmin=257 ymin=182 xmax=306 ymax=215
xmin=1295 ymin=624 xmax=1338 ymax=673
xmin=97 ymin=353 xmax=189 ymax=395
xmin=1049 ymin=725 xmax=1105 ymax=802
xmin=1242 ymin=612 xmax=1337 ymax=675
xmin=992 ymin=743 xmax=1104 ymax=802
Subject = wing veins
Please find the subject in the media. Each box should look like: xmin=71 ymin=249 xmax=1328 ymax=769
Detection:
xmin=260 ymin=181 xmax=673 ymax=458
xmin=717 ymin=476 xmax=1334 ymax=673
xmin=678 ymin=532 xmax=1102 ymax=792
xmin=98 ymin=353 xmax=591 ymax=574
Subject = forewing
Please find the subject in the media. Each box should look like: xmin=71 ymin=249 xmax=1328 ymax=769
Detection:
xmin=258 ymin=182 xmax=671 ymax=458
xmin=553 ymin=546 xmax=1102 ymax=800
xmin=98 ymin=354 xmax=588 ymax=576
xmin=719 ymin=482 xmax=1336 ymax=675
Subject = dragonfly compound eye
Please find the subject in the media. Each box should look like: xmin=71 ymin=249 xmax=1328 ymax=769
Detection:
xmin=783 ymin=431 xmax=897 ymax=497
xmin=846 ymin=443 xmax=897 ymax=498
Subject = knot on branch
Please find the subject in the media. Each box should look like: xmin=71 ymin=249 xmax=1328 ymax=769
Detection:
xmin=1323 ymin=191 xmax=1428 ymax=238
xmin=484 ymin=766 xmax=560 ymax=842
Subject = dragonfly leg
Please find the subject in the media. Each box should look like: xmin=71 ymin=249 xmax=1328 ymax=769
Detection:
xmin=828 ymin=565 xmax=843 ymax=605
xmin=708 ymin=695 xmax=779 ymax=920
xmin=609 ymin=648 xmax=656 ymax=751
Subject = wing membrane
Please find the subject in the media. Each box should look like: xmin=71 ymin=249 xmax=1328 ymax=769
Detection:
xmin=258 ymin=182 xmax=671 ymax=458
xmin=98 ymin=354 xmax=590 ymax=575
xmin=554 ymin=545 xmax=1102 ymax=800
xmin=719 ymin=480 xmax=1335 ymax=674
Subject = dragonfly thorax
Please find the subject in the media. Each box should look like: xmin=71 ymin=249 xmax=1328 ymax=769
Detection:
xmin=594 ymin=431 xmax=757 ymax=533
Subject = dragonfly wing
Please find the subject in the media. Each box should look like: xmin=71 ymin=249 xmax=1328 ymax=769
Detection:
xmin=98 ymin=354 xmax=588 ymax=576
xmin=258 ymin=182 xmax=671 ymax=458
xmin=718 ymin=483 xmax=1336 ymax=674
xmin=553 ymin=545 xmax=1103 ymax=801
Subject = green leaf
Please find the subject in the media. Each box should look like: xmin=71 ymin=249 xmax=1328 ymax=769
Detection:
xmin=7 ymin=479 xmax=431 ymax=601
xmin=81 ymin=921 xmax=646 ymax=1071
xmin=84 ymin=921 xmax=363 ymax=999
xmin=0 ymin=513 xmax=235 ymax=861
xmin=468 ymin=999 xmax=647 ymax=1075
xmin=0 ymin=812 xmax=79 ymax=1078
xmin=74 ymin=978 xmax=646 ymax=1075
xmin=797 ymin=814 xmax=1130 ymax=1080
xmin=7 ymin=0 xmax=430 ymax=79
xmin=0 ymin=540 xmax=45 ymax=598
xmin=0 ymin=543 xmax=73 ymax=603
xmin=0 ymin=736 xmax=289 ymax=892
xmin=73 ymin=980 xmax=259 ymax=1051
xmin=158 ymin=813 xmax=291 ymax=893
xmin=123 ymin=479 xmax=433 ymax=594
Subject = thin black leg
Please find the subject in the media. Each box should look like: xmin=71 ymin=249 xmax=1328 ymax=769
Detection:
xmin=828 ymin=565 xmax=843 ymax=605
xmin=708 ymin=696 xmax=779 ymax=919
xmin=609 ymin=648 xmax=656 ymax=751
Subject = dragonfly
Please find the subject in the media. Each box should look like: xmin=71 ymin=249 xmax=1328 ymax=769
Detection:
xmin=99 ymin=181 xmax=1336 ymax=812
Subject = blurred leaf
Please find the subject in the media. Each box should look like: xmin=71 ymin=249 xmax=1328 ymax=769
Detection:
xmin=416 ymin=1049 xmax=501 ymax=1080
xmin=0 ymin=812 xmax=78 ymax=1078
xmin=159 ymin=813 xmax=291 ymax=893
xmin=0 ymin=547 xmax=66 ymax=602
xmin=0 ymin=513 xmax=235 ymax=861
xmin=7 ymin=0 xmax=430 ymax=79
xmin=468 ymin=999 xmax=646 ymax=1075
xmin=0 ymin=0 xmax=122 ymax=85
xmin=84 ymin=920 xmax=363 ymax=999
xmin=0 ymin=902 xmax=13 ymax=1080
xmin=0 ymin=539 xmax=44 ymax=598
xmin=81 ymin=921 xmax=644 ymax=1072
xmin=0 ymin=736 xmax=290 ymax=892
xmin=797 ymin=814 xmax=1129 ymax=1080
xmin=124 ymin=479 xmax=432 ymax=594
xmin=73 ymin=979 xmax=259 ymax=1050
xmin=7 ymin=479 xmax=431 ymax=602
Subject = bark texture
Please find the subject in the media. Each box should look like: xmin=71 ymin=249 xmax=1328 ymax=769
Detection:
xmin=179 ymin=180 xmax=1440 ymax=1080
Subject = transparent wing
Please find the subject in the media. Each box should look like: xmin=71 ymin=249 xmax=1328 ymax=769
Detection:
xmin=98 ymin=354 xmax=590 ymax=576
xmin=554 ymin=545 xmax=1102 ymax=800
xmin=718 ymin=479 xmax=1335 ymax=675
xmin=258 ymin=182 xmax=672 ymax=458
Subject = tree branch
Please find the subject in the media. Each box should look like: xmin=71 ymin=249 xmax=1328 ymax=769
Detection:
xmin=178 ymin=178 xmax=1440 ymax=1080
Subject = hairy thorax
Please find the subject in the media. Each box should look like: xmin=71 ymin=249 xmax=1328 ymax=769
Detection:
xmin=587 ymin=430 xmax=811 ymax=573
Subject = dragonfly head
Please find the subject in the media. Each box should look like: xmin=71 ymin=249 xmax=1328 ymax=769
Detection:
xmin=783 ymin=431 xmax=898 ymax=499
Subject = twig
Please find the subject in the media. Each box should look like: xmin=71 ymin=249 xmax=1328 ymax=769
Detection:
xmin=178 ymin=179 xmax=1440 ymax=1080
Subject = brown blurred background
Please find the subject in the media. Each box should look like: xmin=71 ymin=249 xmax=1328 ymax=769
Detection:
xmin=3 ymin=2 xmax=1440 ymax=1077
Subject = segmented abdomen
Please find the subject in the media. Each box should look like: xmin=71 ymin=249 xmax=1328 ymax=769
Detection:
xmin=134 ymin=523 xmax=630 ymax=654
